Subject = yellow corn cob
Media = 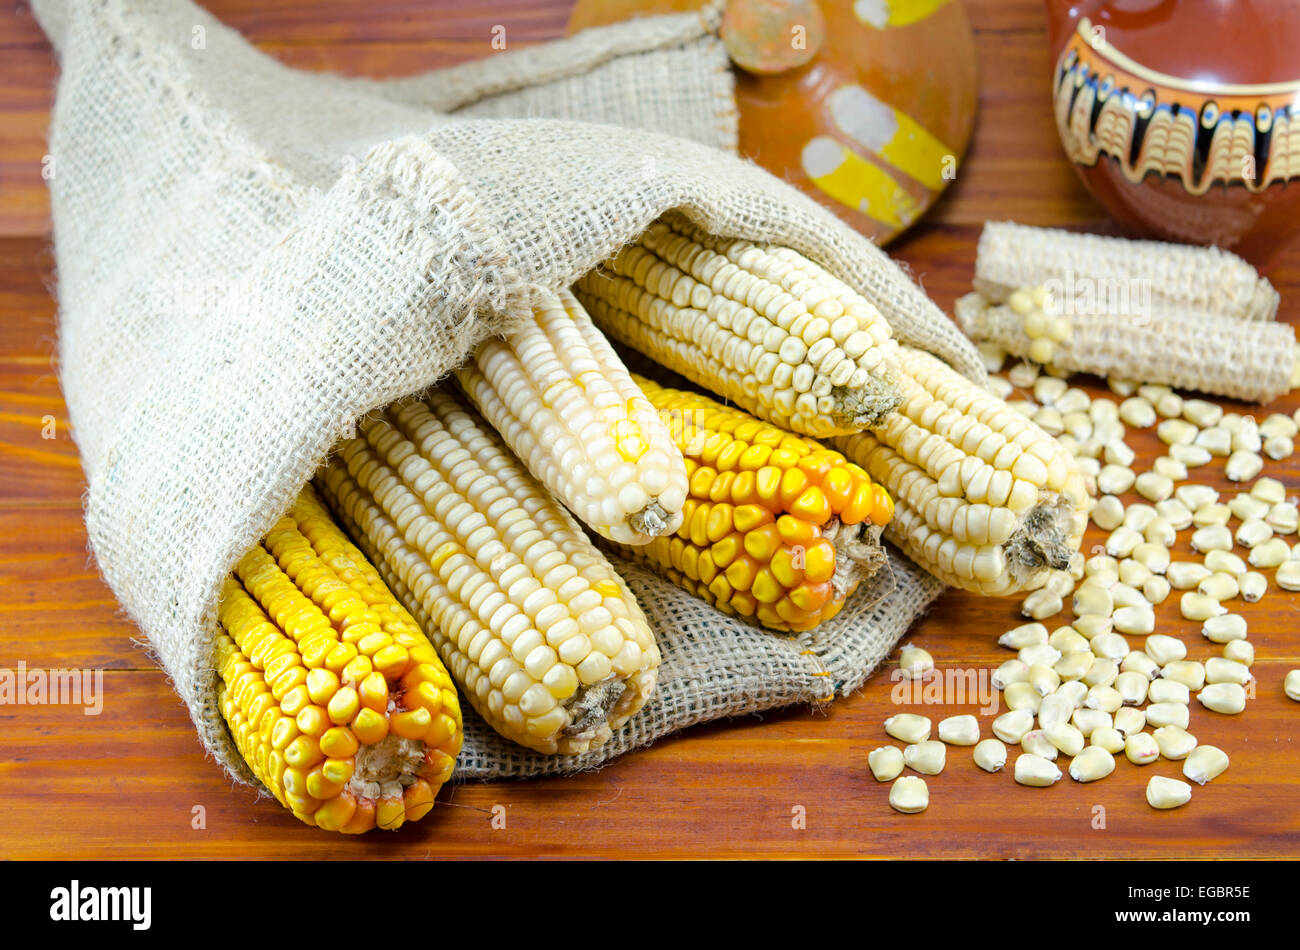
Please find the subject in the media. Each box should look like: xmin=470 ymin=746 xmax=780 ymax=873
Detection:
xmin=612 ymin=375 xmax=893 ymax=632
xmin=833 ymin=346 xmax=1089 ymax=596
xmin=573 ymin=213 xmax=901 ymax=439
xmin=456 ymin=287 xmax=689 ymax=545
xmin=316 ymin=389 xmax=660 ymax=755
xmin=216 ymin=486 xmax=461 ymax=834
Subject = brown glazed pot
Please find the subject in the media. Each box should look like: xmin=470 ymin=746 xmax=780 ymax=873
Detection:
xmin=1046 ymin=0 xmax=1300 ymax=268
xmin=568 ymin=0 xmax=979 ymax=246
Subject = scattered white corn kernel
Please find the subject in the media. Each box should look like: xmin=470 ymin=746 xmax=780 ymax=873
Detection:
xmin=1142 ymin=520 xmax=1176 ymax=550
xmin=1180 ymin=592 xmax=1225 ymax=622
xmin=1055 ymin=654 xmax=1097 ymax=686
xmin=1161 ymin=660 xmax=1207 ymax=690
xmin=1235 ymin=518 xmax=1274 ymax=549
xmin=1222 ymin=640 xmax=1254 ymax=666
xmin=1069 ymin=746 xmax=1116 ymax=783
xmin=1193 ymin=426 xmax=1233 ymax=456
xmin=903 ymin=740 xmax=946 ymax=775
xmin=973 ymin=738 xmax=1007 ymax=773
xmin=1260 ymin=412 xmax=1298 ymax=440
xmin=1072 ymin=586 xmax=1113 ymax=619
xmin=1021 ymin=730 xmax=1058 ymax=761
xmin=1142 ymin=576 xmax=1171 ymax=605
xmin=1004 ymin=682 xmax=1042 ymax=714
xmin=1032 ymin=376 xmax=1066 ymax=405
xmin=1191 ymin=503 xmax=1231 ymax=528
xmin=1075 ymin=456 xmax=1101 ymax=478
xmin=1073 ymin=614 xmax=1114 ymax=639
xmin=1143 ymin=636 xmax=1186 ymax=670
xmin=1145 ymin=702 xmax=1190 ymax=730
xmin=1007 ymin=361 xmax=1039 ymax=388
xmin=1181 ymin=399 xmax=1222 ymax=428
xmin=992 ymin=709 xmax=1035 ymax=744
xmin=1120 ymin=651 xmax=1159 ymax=680
xmin=1021 ymin=589 xmax=1063 ymax=620
xmin=1203 ymin=550 xmax=1247 ymax=576
xmin=1044 ymin=571 xmax=1075 ymax=599
xmin=1226 ymin=450 xmax=1264 ymax=482
xmin=1111 ymin=606 xmax=1154 ymax=636
xmin=1154 ymin=392 xmax=1183 ymax=419
xmin=1202 ymin=613 xmax=1247 ymax=644
xmin=999 ymin=622 xmax=1048 ymax=650
xmin=1197 ymin=572 xmax=1239 ymax=602
xmin=1055 ymin=680 xmax=1088 ymax=709
xmin=1183 ymin=746 xmax=1229 ymax=785
xmin=1098 ymin=465 xmax=1136 ymax=496
xmin=1089 ymin=495 xmax=1125 ymax=531
xmin=1048 ymin=626 xmax=1089 ymax=654
xmin=1167 ymin=562 xmax=1211 ymax=590
xmin=1251 ymin=477 xmax=1287 ymax=505
xmin=1028 ymin=664 xmax=1061 ymax=697
xmin=868 ymin=746 xmax=905 ymax=781
xmin=1062 ymin=412 xmax=1093 ymax=441
xmin=1019 ymin=644 xmax=1062 ymax=669
xmin=1176 ymin=484 xmax=1219 ymax=510
xmin=1118 ymin=396 xmax=1155 ymax=428
xmin=1007 ymin=399 xmax=1037 ymax=418
xmin=992 ymin=659 xmax=1029 ymax=690
xmin=1267 ymin=502 xmax=1299 ymax=534
xmin=1104 ymin=440 xmax=1136 ymax=467
xmin=1032 ymin=407 xmax=1064 ymax=435
xmin=1113 ymin=706 xmax=1146 ymax=737
xmin=884 ymin=714 xmax=932 ymax=744
xmin=1151 ymin=456 xmax=1187 ymax=482
xmin=1092 ymin=419 xmax=1125 ymax=446
xmin=1148 ymin=679 xmax=1190 ymax=705
xmin=1072 ymin=707 xmax=1113 ymax=737
xmin=1155 ymin=498 xmax=1194 ymax=529
xmin=1014 ymin=753 xmax=1062 ymax=787
xmin=1153 ymin=725 xmax=1197 ymax=761
xmin=1233 ymin=419 xmax=1262 ymax=453
xmin=1284 ymin=670 xmax=1300 ymax=701
xmin=1119 ymin=558 xmax=1152 ymax=588
xmin=1264 ymin=435 xmax=1294 ymax=460
xmin=1138 ymin=383 xmax=1172 ymax=402
xmin=1276 ymin=560 xmax=1300 ymax=591
xmin=1085 ymin=684 xmax=1124 ymax=714
xmin=1248 ymin=538 xmax=1291 ymax=569
xmin=982 ymin=349 xmax=1010 ymax=381
xmin=1109 ymin=378 xmax=1137 ymax=397
xmin=1109 ymin=583 xmax=1146 ymax=610
xmin=1229 ymin=494 xmax=1270 ymax=521
xmin=1198 ymin=683 xmax=1247 ymax=714
xmin=1090 ymin=399 xmax=1120 ymax=423
xmin=889 ymin=775 xmax=929 ymax=813
xmin=1083 ymin=658 xmax=1119 ymax=688
xmin=1169 ymin=443 xmax=1212 ymax=467
xmin=898 ymin=644 xmax=935 ymax=680
xmin=1124 ymin=733 xmax=1159 ymax=765
xmin=1114 ymin=671 xmax=1149 ymax=706
xmin=1220 ymin=412 xmax=1244 ymax=433
xmin=1090 ymin=727 xmax=1126 ymax=754
xmin=1146 ymin=776 xmax=1192 ymax=810
xmin=1157 ymin=419 xmax=1197 ymax=445
xmin=1190 ymin=525 xmax=1233 ymax=553
xmin=1037 ymin=694 xmax=1075 ymax=730
xmin=1135 ymin=472 xmax=1174 ymax=502
xmin=1084 ymin=553 xmax=1119 ymax=577
xmin=1204 ymin=657 xmax=1252 ymax=686
xmin=1090 ymin=632 xmax=1131 ymax=662
xmin=1044 ymin=721 xmax=1085 ymax=757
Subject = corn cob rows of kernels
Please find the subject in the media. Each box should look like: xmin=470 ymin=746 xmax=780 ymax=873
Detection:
xmin=456 ymin=287 xmax=689 ymax=545
xmin=573 ymin=213 xmax=901 ymax=438
xmin=316 ymin=388 xmax=660 ymax=755
xmin=609 ymin=375 xmax=893 ymax=632
xmin=216 ymin=486 xmax=461 ymax=833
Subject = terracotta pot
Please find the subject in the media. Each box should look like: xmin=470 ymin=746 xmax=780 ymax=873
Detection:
xmin=1045 ymin=0 xmax=1300 ymax=268
xmin=569 ymin=0 xmax=979 ymax=246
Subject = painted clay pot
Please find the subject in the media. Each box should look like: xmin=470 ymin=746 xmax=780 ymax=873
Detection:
xmin=1046 ymin=0 xmax=1300 ymax=268
xmin=568 ymin=0 xmax=978 ymax=245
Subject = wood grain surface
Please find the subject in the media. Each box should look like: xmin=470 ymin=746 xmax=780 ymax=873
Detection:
xmin=1 ymin=0 xmax=1296 ymax=859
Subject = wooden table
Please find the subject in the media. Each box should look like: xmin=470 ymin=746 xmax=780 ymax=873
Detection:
xmin=1 ymin=0 xmax=1296 ymax=859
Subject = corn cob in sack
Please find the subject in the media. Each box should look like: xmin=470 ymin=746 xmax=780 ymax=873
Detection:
xmin=36 ymin=0 xmax=988 ymax=787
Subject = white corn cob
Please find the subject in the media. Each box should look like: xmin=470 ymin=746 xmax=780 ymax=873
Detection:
xmin=834 ymin=346 xmax=1090 ymax=596
xmin=956 ymin=290 xmax=1300 ymax=403
xmin=456 ymin=287 xmax=689 ymax=545
xmin=975 ymin=221 xmax=1279 ymax=321
xmin=572 ymin=213 xmax=901 ymax=439
xmin=316 ymin=390 xmax=660 ymax=756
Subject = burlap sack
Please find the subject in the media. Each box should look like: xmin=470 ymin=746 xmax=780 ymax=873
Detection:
xmin=36 ymin=0 xmax=981 ymax=782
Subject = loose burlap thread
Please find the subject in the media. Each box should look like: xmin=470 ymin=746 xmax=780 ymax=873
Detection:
xmin=36 ymin=0 xmax=977 ymax=782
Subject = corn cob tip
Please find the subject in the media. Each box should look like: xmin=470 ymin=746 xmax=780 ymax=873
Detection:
xmin=830 ymin=377 xmax=904 ymax=431
xmin=1003 ymin=489 xmax=1082 ymax=584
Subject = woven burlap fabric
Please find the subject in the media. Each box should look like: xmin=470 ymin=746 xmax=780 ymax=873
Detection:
xmin=36 ymin=0 xmax=970 ymax=782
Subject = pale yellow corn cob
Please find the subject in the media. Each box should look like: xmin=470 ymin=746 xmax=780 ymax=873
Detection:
xmin=573 ymin=213 xmax=901 ymax=438
xmin=975 ymin=221 xmax=1280 ymax=321
xmin=833 ymin=346 xmax=1089 ymax=596
xmin=316 ymin=389 xmax=660 ymax=756
xmin=956 ymin=290 xmax=1300 ymax=403
xmin=456 ymin=287 xmax=689 ymax=545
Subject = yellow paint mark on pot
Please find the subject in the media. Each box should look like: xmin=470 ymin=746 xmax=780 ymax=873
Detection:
xmin=800 ymin=137 xmax=920 ymax=229
xmin=854 ymin=0 xmax=952 ymax=30
xmin=828 ymin=85 xmax=954 ymax=191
